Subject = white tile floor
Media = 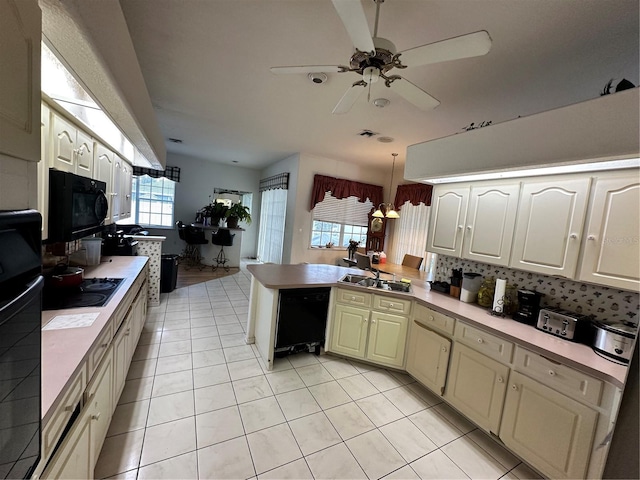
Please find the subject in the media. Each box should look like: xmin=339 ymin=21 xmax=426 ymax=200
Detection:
xmin=95 ymin=267 xmax=543 ymax=480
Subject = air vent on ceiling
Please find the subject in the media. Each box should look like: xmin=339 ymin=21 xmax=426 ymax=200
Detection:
xmin=377 ymin=136 xmax=394 ymax=143
xmin=358 ymin=130 xmax=378 ymax=137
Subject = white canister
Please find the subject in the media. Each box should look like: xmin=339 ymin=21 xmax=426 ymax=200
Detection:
xmin=460 ymin=273 xmax=483 ymax=303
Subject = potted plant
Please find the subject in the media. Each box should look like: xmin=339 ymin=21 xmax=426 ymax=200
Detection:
xmin=225 ymin=203 xmax=251 ymax=229
xmin=201 ymin=202 xmax=228 ymax=226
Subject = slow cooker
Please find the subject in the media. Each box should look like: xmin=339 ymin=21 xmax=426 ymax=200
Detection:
xmin=592 ymin=319 xmax=637 ymax=363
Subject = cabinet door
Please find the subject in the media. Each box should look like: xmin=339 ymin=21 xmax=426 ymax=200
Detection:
xmin=111 ymin=156 xmax=122 ymax=223
xmin=330 ymin=304 xmax=369 ymax=359
xmin=406 ymin=320 xmax=451 ymax=395
xmin=500 ymin=371 xmax=598 ymax=479
xmin=86 ymin=347 xmax=113 ymax=462
xmin=51 ymin=113 xmax=77 ymax=173
xmin=112 ymin=318 xmax=130 ymax=406
xmin=510 ymin=177 xmax=590 ymax=277
xmin=120 ymin=161 xmax=132 ymax=219
xmin=463 ymin=183 xmax=520 ymax=266
xmin=367 ymin=311 xmax=409 ymax=367
xmin=94 ymin=143 xmax=114 ymax=224
xmin=74 ymin=129 xmax=93 ymax=178
xmin=0 ymin=0 xmax=41 ymax=163
xmin=445 ymin=342 xmax=509 ymax=434
xmin=39 ymin=104 xmax=50 ymax=240
xmin=579 ymin=174 xmax=640 ymax=290
xmin=41 ymin=408 xmax=92 ymax=480
xmin=426 ymin=186 xmax=469 ymax=256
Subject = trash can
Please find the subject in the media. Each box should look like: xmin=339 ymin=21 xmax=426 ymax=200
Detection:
xmin=161 ymin=254 xmax=179 ymax=293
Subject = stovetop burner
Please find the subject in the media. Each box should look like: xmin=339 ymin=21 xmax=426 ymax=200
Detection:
xmin=43 ymin=278 xmax=125 ymax=310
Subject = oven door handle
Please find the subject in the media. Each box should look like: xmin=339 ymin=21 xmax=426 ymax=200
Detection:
xmin=0 ymin=276 xmax=43 ymax=327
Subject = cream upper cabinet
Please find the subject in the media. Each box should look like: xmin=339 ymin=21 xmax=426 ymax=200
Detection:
xmin=51 ymin=112 xmax=94 ymax=177
xmin=462 ymin=183 xmax=520 ymax=266
xmin=0 ymin=0 xmax=41 ymax=163
xmin=367 ymin=311 xmax=409 ymax=368
xmin=579 ymin=172 xmax=640 ymax=290
xmin=406 ymin=318 xmax=451 ymax=395
xmin=111 ymin=155 xmax=123 ymax=223
xmin=427 ymin=186 xmax=469 ymax=256
xmin=120 ymin=160 xmax=133 ymax=220
xmin=445 ymin=342 xmax=509 ymax=434
xmin=500 ymin=371 xmax=598 ymax=479
xmin=510 ymin=176 xmax=591 ymax=278
xmin=95 ymin=142 xmax=115 ymax=224
xmin=331 ymin=304 xmax=369 ymax=359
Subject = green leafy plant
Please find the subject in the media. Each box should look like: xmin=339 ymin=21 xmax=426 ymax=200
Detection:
xmin=225 ymin=203 xmax=252 ymax=225
xmin=202 ymin=201 xmax=228 ymax=218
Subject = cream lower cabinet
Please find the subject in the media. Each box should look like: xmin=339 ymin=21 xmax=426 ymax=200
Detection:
xmin=331 ymin=304 xmax=370 ymax=359
xmin=500 ymin=371 xmax=598 ymax=479
xmin=444 ymin=342 xmax=509 ymax=434
xmin=329 ymin=290 xmax=409 ymax=368
xmin=406 ymin=319 xmax=451 ymax=395
xmin=42 ymin=348 xmax=113 ymax=480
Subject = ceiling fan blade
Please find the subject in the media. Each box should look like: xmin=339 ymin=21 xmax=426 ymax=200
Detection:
xmin=389 ymin=78 xmax=440 ymax=110
xmin=399 ymin=30 xmax=492 ymax=68
xmin=331 ymin=0 xmax=375 ymax=54
xmin=332 ymin=83 xmax=366 ymax=114
xmin=270 ymin=65 xmax=344 ymax=75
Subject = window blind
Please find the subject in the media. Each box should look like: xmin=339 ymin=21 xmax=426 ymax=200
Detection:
xmin=313 ymin=192 xmax=372 ymax=227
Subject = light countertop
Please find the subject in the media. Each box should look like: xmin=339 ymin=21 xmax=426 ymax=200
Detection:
xmin=41 ymin=256 xmax=148 ymax=425
xmin=247 ymin=263 xmax=630 ymax=388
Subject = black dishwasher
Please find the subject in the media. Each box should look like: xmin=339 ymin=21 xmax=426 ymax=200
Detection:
xmin=275 ymin=287 xmax=330 ymax=355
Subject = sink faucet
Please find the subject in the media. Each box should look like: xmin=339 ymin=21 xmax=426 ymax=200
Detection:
xmin=367 ymin=267 xmax=381 ymax=287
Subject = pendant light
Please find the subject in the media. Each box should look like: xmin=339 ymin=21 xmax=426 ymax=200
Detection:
xmin=372 ymin=153 xmax=400 ymax=219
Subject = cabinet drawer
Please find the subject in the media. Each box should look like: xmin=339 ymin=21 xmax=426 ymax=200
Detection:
xmin=88 ymin=323 xmax=113 ymax=379
xmin=336 ymin=288 xmax=372 ymax=308
xmin=454 ymin=321 xmax=513 ymax=364
xmin=513 ymin=347 xmax=604 ymax=406
xmin=414 ymin=303 xmax=455 ymax=336
xmin=373 ymin=294 xmax=412 ymax=315
xmin=42 ymin=367 xmax=87 ymax=460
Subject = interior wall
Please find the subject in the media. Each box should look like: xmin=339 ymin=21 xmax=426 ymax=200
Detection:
xmin=0 ymin=155 xmax=38 ymax=211
xmin=159 ymin=152 xmax=261 ymax=259
xmin=289 ymin=153 xmax=388 ymax=265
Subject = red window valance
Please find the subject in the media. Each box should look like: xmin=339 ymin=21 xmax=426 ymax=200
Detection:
xmin=394 ymin=183 xmax=433 ymax=210
xmin=310 ymin=174 xmax=384 ymax=211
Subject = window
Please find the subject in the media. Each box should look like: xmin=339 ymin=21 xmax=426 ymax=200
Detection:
xmin=311 ymin=193 xmax=371 ymax=247
xmin=121 ymin=175 xmax=176 ymax=227
xmin=257 ymin=188 xmax=287 ymax=264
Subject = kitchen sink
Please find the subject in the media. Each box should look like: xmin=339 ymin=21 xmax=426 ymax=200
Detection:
xmin=338 ymin=274 xmax=412 ymax=293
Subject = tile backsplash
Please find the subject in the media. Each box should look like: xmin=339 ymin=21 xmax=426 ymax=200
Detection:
xmin=435 ymin=255 xmax=639 ymax=325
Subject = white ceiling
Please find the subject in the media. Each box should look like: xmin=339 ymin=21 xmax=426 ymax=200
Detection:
xmin=119 ymin=0 xmax=639 ymax=172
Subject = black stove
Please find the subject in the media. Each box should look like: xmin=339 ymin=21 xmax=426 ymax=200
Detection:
xmin=43 ymin=278 xmax=124 ymax=310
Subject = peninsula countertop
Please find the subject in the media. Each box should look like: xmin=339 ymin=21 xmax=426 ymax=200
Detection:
xmin=247 ymin=263 xmax=630 ymax=388
xmin=41 ymin=256 xmax=148 ymax=425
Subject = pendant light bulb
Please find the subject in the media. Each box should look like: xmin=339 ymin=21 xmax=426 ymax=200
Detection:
xmin=372 ymin=208 xmax=384 ymax=218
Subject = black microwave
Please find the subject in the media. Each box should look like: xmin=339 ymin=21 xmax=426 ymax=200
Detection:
xmin=47 ymin=169 xmax=109 ymax=242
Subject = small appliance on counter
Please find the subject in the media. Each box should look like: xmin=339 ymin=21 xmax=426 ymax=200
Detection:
xmin=512 ymin=289 xmax=544 ymax=325
xmin=592 ymin=319 xmax=637 ymax=364
xmin=536 ymin=307 xmax=591 ymax=342
xmin=460 ymin=272 xmax=482 ymax=303
xmin=102 ymin=229 xmax=139 ymax=256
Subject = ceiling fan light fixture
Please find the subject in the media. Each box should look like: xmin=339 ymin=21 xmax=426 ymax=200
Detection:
xmin=362 ymin=66 xmax=379 ymax=84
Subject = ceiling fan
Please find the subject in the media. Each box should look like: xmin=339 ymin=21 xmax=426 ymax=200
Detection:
xmin=270 ymin=0 xmax=492 ymax=114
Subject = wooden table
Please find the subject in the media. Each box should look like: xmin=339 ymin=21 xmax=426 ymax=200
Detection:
xmin=342 ymin=257 xmax=426 ymax=282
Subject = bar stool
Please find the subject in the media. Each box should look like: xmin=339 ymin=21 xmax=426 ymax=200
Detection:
xmin=177 ymin=221 xmax=208 ymax=270
xmin=211 ymin=228 xmax=235 ymax=272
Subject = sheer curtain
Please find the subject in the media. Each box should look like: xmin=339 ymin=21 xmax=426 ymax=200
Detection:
xmin=389 ymin=201 xmax=436 ymax=279
xmin=257 ymin=188 xmax=287 ymax=264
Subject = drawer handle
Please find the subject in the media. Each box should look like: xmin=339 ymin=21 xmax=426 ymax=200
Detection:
xmin=497 ymin=376 xmax=504 ymax=383
xmin=125 ymin=328 xmax=131 ymax=336
xmin=587 ymin=235 xmax=596 ymax=241
xmin=372 ymin=319 xmax=376 ymax=324
xmin=477 ymin=338 xmax=484 ymax=344
xmin=91 ymin=412 xmax=101 ymax=421
xmin=351 ymin=296 xmax=356 ymax=301
xmin=569 ymin=233 xmax=578 ymax=239
xmin=64 ymin=405 xmax=74 ymax=412
xmin=101 ymin=343 xmax=108 ymax=348
xmin=428 ymin=315 xmax=434 ymax=321
xmin=548 ymin=370 xmax=556 ymax=377
xmin=389 ymin=303 xmax=394 ymax=308
xmin=441 ymin=346 xmax=447 ymax=353
xmin=511 ymin=384 xmax=518 ymax=391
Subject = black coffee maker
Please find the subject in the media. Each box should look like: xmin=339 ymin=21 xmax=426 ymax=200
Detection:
xmin=512 ymin=289 xmax=543 ymax=325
